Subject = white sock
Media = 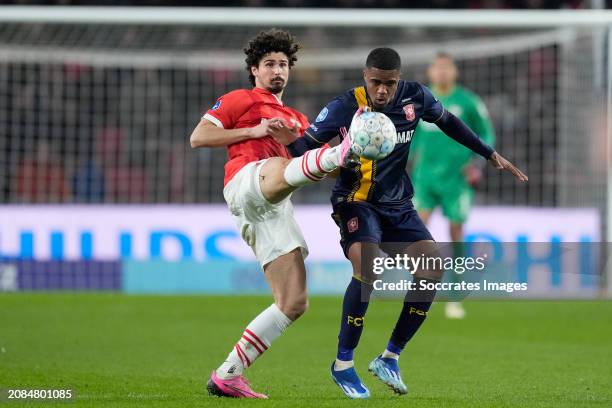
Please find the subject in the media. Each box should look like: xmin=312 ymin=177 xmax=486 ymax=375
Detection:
xmin=283 ymin=146 xmax=341 ymax=187
xmin=216 ymin=303 xmax=292 ymax=379
xmin=381 ymin=349 xmax=400 ymax=360
xmin=334 ymin=359 xmax=355 ymax=371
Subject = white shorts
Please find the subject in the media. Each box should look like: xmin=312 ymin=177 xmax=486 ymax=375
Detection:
xmin=223 ymin=159 xmax=309 ymax=267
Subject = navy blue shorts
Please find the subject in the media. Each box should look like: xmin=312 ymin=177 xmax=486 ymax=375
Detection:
xmin=331 ymin=201 xmax=434 ymax=258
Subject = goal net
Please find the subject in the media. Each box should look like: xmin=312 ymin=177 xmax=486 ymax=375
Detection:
xmin=0 ymin=7 xmax=610 ymax=296
xmin=0 ymin=7 xmax=607 ymax=213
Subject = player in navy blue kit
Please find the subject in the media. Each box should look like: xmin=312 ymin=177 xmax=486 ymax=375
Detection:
xmin=285 ymin=48 xmax=527 ymax=399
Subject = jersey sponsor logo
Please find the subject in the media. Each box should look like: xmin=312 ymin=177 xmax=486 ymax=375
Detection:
xmin=315 ymin=107 xmax=329 ymax=123
xmin=211 ymin=100 xmax=221 ymax=110
xmin=403 ymin=103 xmax=415 ymax=121
xmin=396 ymin=130 xmax=414 ymax=144
xmin=347 ymin=217 xmax=359 ymax=233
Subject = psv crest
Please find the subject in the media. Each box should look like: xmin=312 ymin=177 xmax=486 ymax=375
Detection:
xmin=403 ymin=103 xmax=415 ymax=121
xmin=347 ymin=217 xmax=359 ymax=233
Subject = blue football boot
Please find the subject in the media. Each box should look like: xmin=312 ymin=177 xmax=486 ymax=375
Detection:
xmin=368 ymin=355 xmax=408 ymax=395
xmin=330 ymin=362 xmax=371 ymax=399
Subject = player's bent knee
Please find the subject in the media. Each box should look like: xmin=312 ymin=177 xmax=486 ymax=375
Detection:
xmin=259 ymin=157 xmax=294 ymax=203
xmin=260 ymin=157 xmax=290 ymax=181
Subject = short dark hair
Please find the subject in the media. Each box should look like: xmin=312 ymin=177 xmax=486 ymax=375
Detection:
xmin=366 ymin=47 xmax=401 ymax=71
xmin=244 ymin=28 xmax=300 ymax=86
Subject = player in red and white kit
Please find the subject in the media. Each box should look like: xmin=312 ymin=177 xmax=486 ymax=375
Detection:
xmin=190 ymin=29 xmax=352 ymax=399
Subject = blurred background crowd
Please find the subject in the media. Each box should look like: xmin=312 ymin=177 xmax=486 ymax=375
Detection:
xmin=0 ymin=2 xmax=606 ymax=208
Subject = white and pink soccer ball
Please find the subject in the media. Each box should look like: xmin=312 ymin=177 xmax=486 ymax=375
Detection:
xmin=348 ymin=110 xmax=397 ymax=161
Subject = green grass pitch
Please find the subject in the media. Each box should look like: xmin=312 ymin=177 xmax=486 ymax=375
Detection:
xmin=1 ymin=294 xmax=611 ymax=407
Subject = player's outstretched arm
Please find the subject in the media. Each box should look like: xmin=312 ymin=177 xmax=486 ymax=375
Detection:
xmin=189 ymin=118 xmax=282 ymax=148
xmin=434 ymin=110 xmax=493 ymax=159
xmin=488 ymin=151 xmax=528 ymax=182
xmin=434 ymin=110 xmax=527 ymax=182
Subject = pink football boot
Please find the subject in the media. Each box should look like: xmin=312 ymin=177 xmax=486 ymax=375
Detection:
xmin=338 ymin=127 xmax=359 ymax=167
xmin=207 ymin=370 xmax=268 ymax=399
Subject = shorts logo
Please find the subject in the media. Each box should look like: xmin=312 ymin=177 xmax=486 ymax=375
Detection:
xmin=347 ymin=217 xmax=359 ymax=233
xmin=403 ymin=103 xmax=415 ymax=121
xmin=211 ymin=100 xmax=221 ymax=110
xmin=315 ymin=107 xmax=329 ymax=123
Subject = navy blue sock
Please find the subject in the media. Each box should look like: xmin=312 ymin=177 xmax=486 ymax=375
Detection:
xmin=337 ymin=277 xmax=374 ymax=361
xmin=387 ymin=278 xmax=437 ymax=354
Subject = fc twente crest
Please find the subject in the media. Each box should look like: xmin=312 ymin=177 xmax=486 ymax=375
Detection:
xmin=347 ymin=217 xmax=359 ymax=233
xmin=403 ymin=103 xmax=415 ymax=121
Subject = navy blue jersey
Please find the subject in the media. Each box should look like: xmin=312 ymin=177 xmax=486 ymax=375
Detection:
xmin=305 ymin=80 xmax=444 ymax=208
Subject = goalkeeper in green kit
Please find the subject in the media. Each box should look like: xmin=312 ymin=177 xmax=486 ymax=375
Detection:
xmin=411 ymin=53 xmax=495 ymax=319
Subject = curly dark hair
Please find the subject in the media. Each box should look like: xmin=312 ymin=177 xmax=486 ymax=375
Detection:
xmin=244 ymin=28 xmax=300 ymax=87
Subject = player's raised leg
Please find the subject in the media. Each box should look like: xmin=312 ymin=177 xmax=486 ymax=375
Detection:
xmin=258 ymin=134 xmax=353 ymax=204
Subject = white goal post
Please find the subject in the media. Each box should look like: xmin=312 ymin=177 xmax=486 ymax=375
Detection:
xmin=0 ymin=7 xmax=611 ymax=27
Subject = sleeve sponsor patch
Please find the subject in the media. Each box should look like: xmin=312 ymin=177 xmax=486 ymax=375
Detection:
xmin=315 ymin=107 xmax=329 ymax=123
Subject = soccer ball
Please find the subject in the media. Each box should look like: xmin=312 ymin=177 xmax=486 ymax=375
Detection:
xmin=348 ymin=110 xmax=397 ymax=160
